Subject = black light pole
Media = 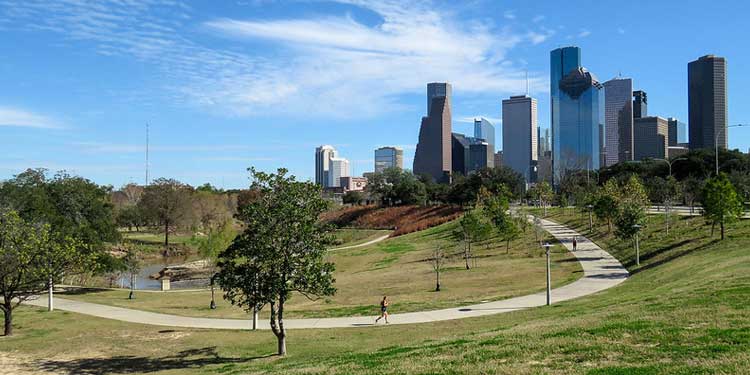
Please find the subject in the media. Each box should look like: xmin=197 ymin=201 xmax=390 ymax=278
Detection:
xmin=586 ymin=204 xmax=594 ymax=234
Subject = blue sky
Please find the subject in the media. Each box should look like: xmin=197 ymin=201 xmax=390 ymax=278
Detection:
xmin=1 ymin=0 xmax=749 ymax=188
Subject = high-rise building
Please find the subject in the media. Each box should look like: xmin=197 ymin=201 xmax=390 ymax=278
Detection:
xmin=604 ymin=78 xmax=634 ymax=166
xmin=315 ymin=145 xmax=337 ymax=187
xmin=537 ymin=127 xmax=551 ymax=155
xmin=554 ymin=66 xmax=604 ymax=179
xmin=474 ymin=117 xmax=495 ymax=153
xmin=688 ymin=55 xmax=728 ymax=150
xmin=494 ymin=151 xmax=503 ymax=168
xmin=414 ymin=83 xmax=452 ymax=183
xmin=502 ymin=95 xmax=538 ymax=182
xmin=633 ymin=90 xmax=648 ymax=119
xmin=667 ymin=118 xmax=688 ymax=146
xmin=551 ymin=47 xmax=582 ymax=173
xmin=427 ymin=82 xmax=452 ymax=114
xmin=374 ymin=147 xmax=403 ymax=173
xmin=468 ymin=139 xmax=492 ymax=172
xmin=328 ymin=157 xmax=350 ymax=188
xmin=634 ymin=116 xmax=669 ymax=160
xmin=451 ymin=133 xmax=470 ymax=177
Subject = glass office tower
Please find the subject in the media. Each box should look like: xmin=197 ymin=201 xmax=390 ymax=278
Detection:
xmin=550 ymin=47 xmax=582 ymax=183
xmin=555 ymin=67 xmax=603 ymax=178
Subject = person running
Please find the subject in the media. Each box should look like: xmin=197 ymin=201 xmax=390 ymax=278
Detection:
xmin=572 ymin=236 xmax=578 ymax=251
xmin=375 ymin=296 xmax=389 ymax=324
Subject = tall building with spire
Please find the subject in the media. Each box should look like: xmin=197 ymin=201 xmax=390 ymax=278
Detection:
xmin=414 ymin=82 xmax=452 ymax=183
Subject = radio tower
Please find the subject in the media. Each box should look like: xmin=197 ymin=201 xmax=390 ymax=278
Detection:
xmin=145 ymin=123 xmax=150 ymax=186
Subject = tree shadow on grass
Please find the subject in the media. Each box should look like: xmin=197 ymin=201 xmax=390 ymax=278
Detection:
xmin=34 ymin=346 xmax=271 ymax=375
xmin=628 ymin=238 xmax=720 ymax=275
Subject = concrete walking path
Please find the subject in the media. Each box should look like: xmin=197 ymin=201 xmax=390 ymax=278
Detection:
xmin=25 ymin=218 xmax=628 ymax=330
xmin=328 ymin=234 xmax=391 ymax=252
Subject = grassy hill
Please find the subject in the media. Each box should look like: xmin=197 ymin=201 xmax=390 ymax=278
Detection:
xmin=2 ymin=210 xmax=749 ymax=374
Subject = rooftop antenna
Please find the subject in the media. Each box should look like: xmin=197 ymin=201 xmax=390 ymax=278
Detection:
xmin=145 ymin=122 xmax=150 ymax=186
xmin=525 ymin=70 xmax=530 ymax=96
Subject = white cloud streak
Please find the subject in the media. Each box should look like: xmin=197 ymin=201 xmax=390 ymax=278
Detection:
xmin=1 ymin=0 xmax=547 ymax=119
xmin=0 ymin=106 xmax=62 ymax=129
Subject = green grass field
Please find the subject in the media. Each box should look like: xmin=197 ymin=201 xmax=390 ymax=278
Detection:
xmin=59 ymin=220 xmax=581 ymax=319
xmin=3 ymin=210 xmax=749 ymax=374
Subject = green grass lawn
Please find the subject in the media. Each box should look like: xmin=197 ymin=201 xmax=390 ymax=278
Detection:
xmin=3 ymin=210 xmax=749 ymax=374
xmin=60 ymin=220 xmax=581 ymax=319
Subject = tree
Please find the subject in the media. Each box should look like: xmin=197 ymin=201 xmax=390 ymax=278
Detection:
xmin=431 ymin=245 xmax=446 ymax=292
xmin=614 ymin=203 xmax=646 ymax=241
xmin=138 ymin=178 xmax=193 ymax=249
xmin=594 ymin=179 xmax=620 ymax=233
xmin=702 ymin=174 xmax=744 ymax=240
xmin=366 ymin=168 xmax=427 ymax=206
xmin=682 ymin=176 xmax=704 ymax=214
xmin=122 ymin=246 xmax=141 ymax=300
xmin=0 ymin=210 xmax=85 ymax=336
xmin=452 ymin=209 xmax=491 ymax=269
xmin=216 ymin=168 xmax=336 ymax=356
xmin=116 ymin=205 xmax=146 ymax=232
xmin=190 ymin=221 xmax=236 ymax=309
xmin=342 ymin=190 xmax=365 ymax=206
xmin=530 ymin=182 xmax=554 ymax=216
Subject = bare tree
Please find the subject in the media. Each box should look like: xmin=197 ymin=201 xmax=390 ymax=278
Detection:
xmin=431 ymin=245 xmax=446 ymax=292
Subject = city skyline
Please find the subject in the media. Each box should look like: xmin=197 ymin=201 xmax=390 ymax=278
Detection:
xmin=2 ymin=1 xmax=750 ymax=188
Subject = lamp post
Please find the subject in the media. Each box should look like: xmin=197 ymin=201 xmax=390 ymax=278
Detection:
xmin=715 ymin=124 xmax=746 ymax=175
xmin=543 ymin=243 xmax=552 ymax=305
xmin=586 ymin=204 xmax=594 ymax=234
xmin=633 ymin=224 xmax=642 ymax=266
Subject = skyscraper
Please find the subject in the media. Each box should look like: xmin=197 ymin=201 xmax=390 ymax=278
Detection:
xmin=551 ymin=46 xmax=602 ymax=181
xmin=315 ymin=145 xmax=336 ymax=188
xmin=633 ymin=90 xmax=648 ymax=119
xmin=634 ymin=116 xmax=669 ymax=160
xmin=414 ymin=83 xmax=452 ymax=183
xmin=688 ymin=55 xmax=728 ymax=150
xmin=668 ymin=117 xmax=688 ymax=146
xmin=554 ymin=66 xmax=604 ymax=179
xmin=427 ymin=82 xmax=452 ymax=114
xmin=374 ymin=147 xmax=403 ymax=173
xmin=474 ymin=118 xmax=495 ymax=152
xmin=502 ymin=95 xmax=538 ymax=183
xmin=328 ymin=157 xmax=350 ymax=188
xmin=604 ymin=78 xmax=634 ymax=166
xmin=451 ymin=133 xmax=470 ymax=177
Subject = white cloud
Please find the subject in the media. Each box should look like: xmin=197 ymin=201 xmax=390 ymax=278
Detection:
xmin=0 ymin=106 xmax=62 ymax=129
xmin=578 ymin=29 xmax=592 ymax=38
xmin=617 ymin=27 xmax=625 ymax=35
xmin=532 ymin=15 xmax=545 ymax=23
xmin=0 ymin=0 xmax=545 ymax=119
xmin=503 ymin=10 xmax=515 ymax=20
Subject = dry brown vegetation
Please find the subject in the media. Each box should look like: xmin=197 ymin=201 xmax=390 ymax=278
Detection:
xmin=321 ymin=205 xmax=464 ymax=237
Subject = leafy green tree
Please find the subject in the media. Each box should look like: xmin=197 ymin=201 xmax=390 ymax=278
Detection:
xmin=702 ymin=174 xmax=744 ymax=240
xmin=366 ymin=168 xmax=426 ymax=206
xmin=190 ymin=221 xmax=236 ymax=309
xmin=453 ymin=209 xmax=492 ymax=269
xmin=138 ymin=178 xmax=193 ymax=248
xmin=122 ymin=246 xmax=141 ymax=300
xmin=342 ymin=190 xmax=365 ymax=206
xmin=0 ymin=169 xmax=119 ymax=252
xmin=594 ymin=179 xmax=620 ymax=233
xmin=216 ymin=168 xmax=335 ymax=356
xmin=529 ymin=182 xmax=554 ymax=216
xmin=620 ymin=175 xmax=651 ymax=208
xmin=0 ymin=210 xmax=86 ymax=336
xmin=681 ymin=176 xmax=705 ymax=214
xmin=116 ymin=205 xmax=146 ymax=232
xmin=614 ymin=202 xmax=646 ymax=241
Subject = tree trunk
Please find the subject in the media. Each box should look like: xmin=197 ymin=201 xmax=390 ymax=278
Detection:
xmin=164 ymin=220 xmax=170 ymax=248
xmin=269 ymin=300 xmax=287 ymax=356
xmin=721 ymin=221 xmax=725 ymax=240
xmin=506 ymin=240 xmax=510 ymax=254
xmin=464 ymin=240 xmax=471 ymax=270
xmin=435 ymin=270 xmax=440 ymax=292
xmin=2 ymin=302 xmax=11 ymax=336
xmin=711 ymin=222 xmax=716 ymax=237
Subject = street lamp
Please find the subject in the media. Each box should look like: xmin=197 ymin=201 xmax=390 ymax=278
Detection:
xmin=543 ymin=243 xmax=552 ymax=305
xmin=586 ymin=204 xmax=594 ymax=234
xmin=633 ymin=224 xmax=642 ymax=266
xmin=715 ymin=124 xmax=746 ymax=175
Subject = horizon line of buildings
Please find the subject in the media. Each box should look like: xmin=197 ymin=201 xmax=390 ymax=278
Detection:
xmin=316 ymin=46 xmax=733 ymax=190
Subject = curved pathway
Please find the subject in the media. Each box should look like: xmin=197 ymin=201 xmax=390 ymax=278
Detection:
xmin=328 ymin=233 xmax=391 ymax=252
xmin=25 ymin=218 xmax=628 ymax=330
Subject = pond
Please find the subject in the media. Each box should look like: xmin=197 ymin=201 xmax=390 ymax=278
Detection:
xmin=116 ymin=256 xmax=209 ymax=290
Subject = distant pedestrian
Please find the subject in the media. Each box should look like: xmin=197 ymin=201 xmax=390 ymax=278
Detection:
xmin=572 ymin=237 xmax=578 ymax=251
xmin=375 ymin=296 xmax=389 ymax=324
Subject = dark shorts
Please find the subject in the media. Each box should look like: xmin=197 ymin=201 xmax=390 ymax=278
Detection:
xmin=381 ymin=307 xmax=387 ymax=313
